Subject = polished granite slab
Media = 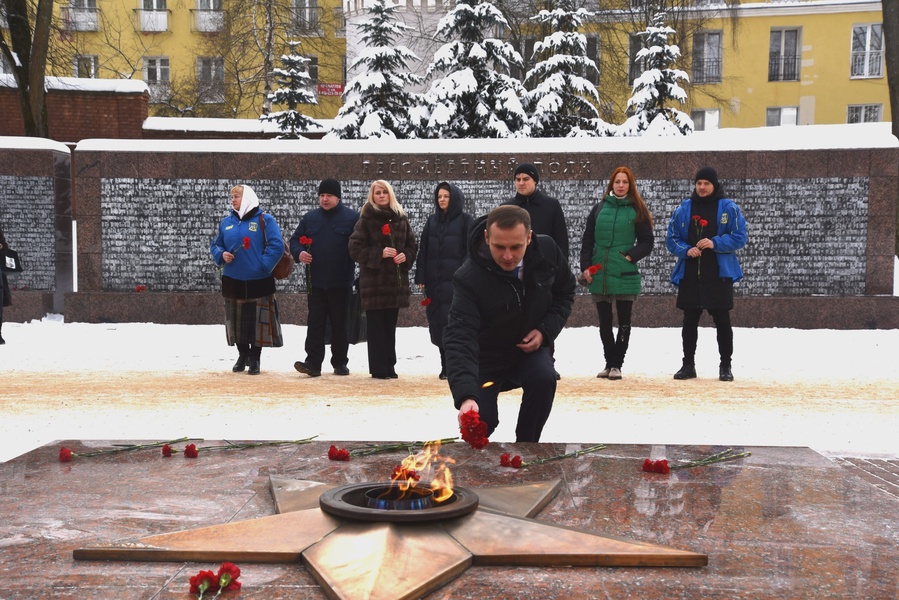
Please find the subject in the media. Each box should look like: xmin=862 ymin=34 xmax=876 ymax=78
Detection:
xmin=0 ymin=440 xmax=896 ymax=598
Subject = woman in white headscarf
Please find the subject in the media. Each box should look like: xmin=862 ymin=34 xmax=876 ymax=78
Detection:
xmin=210 ymin=184 xmax=285 ymax=375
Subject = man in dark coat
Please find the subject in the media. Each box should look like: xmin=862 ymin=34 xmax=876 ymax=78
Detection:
xmin=290 ymin=179 xmax=359 ymax=377
xmin=444 ymin=205 xmax=576 ymax=442
xmin=503 ymin=162 xmax=569 ymax=258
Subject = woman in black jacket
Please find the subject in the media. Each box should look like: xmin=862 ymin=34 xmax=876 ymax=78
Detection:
xmin=414 ymin=182 xmax=473 ymax=379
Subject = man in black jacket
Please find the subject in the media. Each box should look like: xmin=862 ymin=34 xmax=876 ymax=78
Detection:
xmin=290 ymin=179 xmax=359 ymax=377
xmin=444 ymin=205 xmax=576 ymax=442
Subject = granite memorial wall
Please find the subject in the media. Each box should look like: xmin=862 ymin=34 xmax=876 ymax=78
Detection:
xmin=0 ymin=139 xmax=73 ymax=321
xmin=4 ymin=133 xmax=897 ymax=327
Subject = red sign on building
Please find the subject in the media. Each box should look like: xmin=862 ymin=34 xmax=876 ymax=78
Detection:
xmin=318 ymin=83 xmax=344 ymax=97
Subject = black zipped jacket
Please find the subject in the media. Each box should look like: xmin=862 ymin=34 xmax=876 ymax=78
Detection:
xmin=444 ymin=215 xmax=576 ymax=408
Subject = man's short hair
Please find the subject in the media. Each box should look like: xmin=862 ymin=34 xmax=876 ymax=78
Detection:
xmin=487 ymin=205 xmax=531 ymax=234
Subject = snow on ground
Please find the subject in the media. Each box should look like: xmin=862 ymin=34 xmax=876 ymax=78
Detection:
xmin=1 ymin=317 xmax=897 ymax=462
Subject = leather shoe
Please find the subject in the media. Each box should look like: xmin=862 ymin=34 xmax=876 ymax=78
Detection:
xmin=248 ymin=356 xmax=260 ymax=375
xmin=232 ymin=355 xmax=248 ymax=373
xmin=438 ymin=369 xmax=447 ymax=380
xmin=334 ymin=366 xmax=350 ymax=376
xmin=719 ymin=365 xmax=734 ymax=382
xmin=673 ymin=364 xmax=696 ymax=380
xmin=596 ymin=367 xmax=611 ymax=378
xmin=294 ymin=361 xmax=321 ymax=377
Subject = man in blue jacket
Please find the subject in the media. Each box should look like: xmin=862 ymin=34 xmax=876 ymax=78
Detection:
xmin=290 ymin=179 xmax=360 ymax=377
xmin=444 ymin=205 xmax=576 ymax=442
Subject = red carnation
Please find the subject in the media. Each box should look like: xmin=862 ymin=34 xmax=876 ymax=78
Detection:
xmin=381 ymin=223 xmax=391 ymax=236
xmin=692 ymin=215 xmax=700 ymax=222
xmin=299 ymin=235 xmax=313 ymax=246
xmin=587 ymin=264 xmax=602 ymax=275
xmin=134 ymin=285 xmax=147 ymax=292
xmin=421 ymin=297 xmax=431 ymax=307
xmin=510 ymin=455 xmax=522 ymax=469
xmin=242 ymin=236 xmax=251 ymax=250
xmin=216 ymin=562 xmax=242 ymax=591
xmin=699 ymin=219 xmax=708 ymax=228
xmin=391 ymin=465 xmax=421 ymax=482
xmin=642 ymin=458 xmax=670 ymax=474
xmin=59 ymin=447 xmax=73 ymax=462
xmin=184 ymin=443 xmax=199 ymax=458
xmin=189 ymin=569 xmax=220 ymax=596
xmin=328 ymin=445 xmax=350 ymax=461
xmin=161 ymin=444 xmax=173 ymax=458
xmin=500 ymin=453 xmax=511 ymax=467
xmin=460 ymin=409 xmax=489 ymax=449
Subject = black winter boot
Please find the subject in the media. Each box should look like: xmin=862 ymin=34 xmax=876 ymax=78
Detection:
xmin=248 ymin=355 xmax=260 ymax=375
xmin=232 ymin=354 xmax=248 ymax=372
xmin=673 ymin=361 xmax=696 ymax=380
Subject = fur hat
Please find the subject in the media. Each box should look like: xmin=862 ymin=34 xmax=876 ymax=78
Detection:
xmin=513 ymin=163 xmax=540 ymax=183
xmin=318 ymin=178 xmax=342 ymax=199
xmin=694 ymin=166 xmax=719 ymax=190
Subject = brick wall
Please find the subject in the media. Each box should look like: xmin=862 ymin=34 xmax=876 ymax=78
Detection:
xmin=0 ymin=87 xmax=147 ymax=142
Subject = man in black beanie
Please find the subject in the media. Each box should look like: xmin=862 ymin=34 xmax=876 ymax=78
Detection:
xmin=290 ymin=178 xmax=360 ymax=377
xmin=504 ymin=162 xmax=569 ymax=258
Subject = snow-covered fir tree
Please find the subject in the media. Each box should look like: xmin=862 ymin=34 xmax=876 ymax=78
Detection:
xmin=523 ymin=0 xmax=611 ymax=138
xmin=619 ymin=12 xmax=693 ymax=136
xmin=419 ymin=0 xmax=529 ymax=139
xmin=259 ymin=41 xmax=318 ymax=139
xmin=327 ymin=0 xmax=423 ymax=139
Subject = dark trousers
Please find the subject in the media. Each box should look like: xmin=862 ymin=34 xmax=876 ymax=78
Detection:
xmin=681 ymin=307 xmax=733 ymax=366
xmin=477 ymin=347 xmax=556 ymax=443
xmin=305 ymin=286 xmax=350 ymax=370
xmin=366 ymin=307 xmax=399 ymax=376
xmin=595 ymin=300 xmax=633 ymax=369
xmin=236 ymin=343 xmax=261 ymax=358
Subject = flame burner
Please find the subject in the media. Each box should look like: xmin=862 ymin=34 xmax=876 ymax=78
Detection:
xmin=319 ymin=482 xmax=479 ymax=522
xmin=365 ymin=485 xmax=434 ymax=511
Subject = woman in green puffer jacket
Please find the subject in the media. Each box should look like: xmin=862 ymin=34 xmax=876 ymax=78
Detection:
xmin=579 ymin=167 xmax=655 ymax=380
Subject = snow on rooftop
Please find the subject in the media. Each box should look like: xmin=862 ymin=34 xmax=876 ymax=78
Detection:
xmin=70 ymin=122 xmax=897 ymax=155
xmin=0 ymin=73 xmax=147 ymax=94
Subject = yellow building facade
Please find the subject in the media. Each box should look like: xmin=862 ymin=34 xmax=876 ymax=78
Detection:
xmin=594 ymin=0 xmax=888 ymax=129
xmin=47 ymin=0 xmax=347 ymax=119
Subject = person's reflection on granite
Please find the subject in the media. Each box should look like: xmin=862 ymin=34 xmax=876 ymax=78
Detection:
xmin=630 ymin=445 xmax=744 ymax=545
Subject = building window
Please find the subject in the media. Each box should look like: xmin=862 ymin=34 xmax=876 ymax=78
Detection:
xmin=691 ymin=109 xmax=719 ymax=131
xmin=847 ymin=104 xmax=881 ymax=123
xmin=144 ymin=56 xmax=170 ymax=103
xmin=692 ymin=31 xmax=721 ymax=84
xmin=851 ymin=24 xmax=883 ymax=78
xmin=766 ymin=106 xmax=798 ymax=127
xmin=63 ymin=0 xmax=99 ymax=32
xmin=293 ymin=0 xmax=320 ymax=31
xmin=75 ymin=55 xmax=98 ymax=78
xmin=193 ymin=0 xmax=223 ymax=33
xmin=580 ymin=36 xmax=599 ymax=86
xmin=510 ymin=37 xmax=536 ymax=82
xmin=197 ymin=57 xmax=225 ymax=103
xmin=768 ymin=28 xmax=800 ymax=82
xmin=333 ymin=7 xmax=345 ymax=36
xmin=138 ymin=0 xmax=168 ymax=33
xmin=304 ymin=56 xmax=319 ymax=85
xmin=628 ymin=34 xmax=646 ymax=86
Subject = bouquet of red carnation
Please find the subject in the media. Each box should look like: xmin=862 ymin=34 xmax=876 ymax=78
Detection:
xmin=642 ymin=458 xmax=670 ymax=474
xmin=298 ymin=235 xmax=313 ymax=292
xmin=460 ymin=409 xmax=489 ymax=449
